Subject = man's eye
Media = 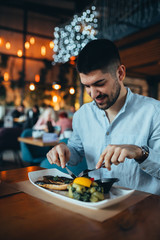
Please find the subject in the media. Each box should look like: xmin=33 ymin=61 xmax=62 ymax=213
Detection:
xmin=95 ymin=83 xmax=104 ymax=87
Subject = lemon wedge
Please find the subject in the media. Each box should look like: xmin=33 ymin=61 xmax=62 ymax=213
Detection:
xmin=73 ymin=177 xmax=92 ymax=188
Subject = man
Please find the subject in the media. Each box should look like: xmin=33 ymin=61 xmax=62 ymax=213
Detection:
xmin=23 ymin=105 xmax=40 ymax=129
xmin=47 ymin=39 xmax=160 ymax=195
xmin=12 ymin=104 xmax=25 ymax=118
xmin=11 ymin=104 xmax=26 ymax=127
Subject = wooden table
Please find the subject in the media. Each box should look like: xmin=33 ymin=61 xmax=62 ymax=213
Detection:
xmin=0 ymin=167 xmax=160 ymax=240
xmin=18 ymin=136 xmax=59 ymax=147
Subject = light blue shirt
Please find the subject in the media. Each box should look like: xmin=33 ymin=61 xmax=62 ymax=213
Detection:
xmin=67 ymin=88 xmax=160 ymax=195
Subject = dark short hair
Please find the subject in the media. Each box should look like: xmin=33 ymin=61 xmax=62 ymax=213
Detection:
xmin=33 ymin=105 xmax=40 ymax=114
xmin=59 ymin=111 xmax=68 ymax=118
xmin=20 ymin=104 xmax=24 ymax=108
xmin=76 ymin=39 xmax=121 ymax=74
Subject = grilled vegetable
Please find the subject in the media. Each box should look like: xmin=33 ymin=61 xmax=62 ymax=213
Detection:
xmin=67 ymin=177 xmax=104 ymax=202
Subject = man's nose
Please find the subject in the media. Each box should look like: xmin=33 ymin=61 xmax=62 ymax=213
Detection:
xmin=90 ymin=87 xmax=98 ymax=99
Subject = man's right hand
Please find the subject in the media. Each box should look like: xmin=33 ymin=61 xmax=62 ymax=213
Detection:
xmin=46 ymin=143 xmax=70 ymax=168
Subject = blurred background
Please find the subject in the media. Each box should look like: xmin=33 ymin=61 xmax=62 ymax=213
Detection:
xmin=0 ymin=0 xmax=96 ymax=113
xmin=0 ymin=0 xmax=160 ymax=113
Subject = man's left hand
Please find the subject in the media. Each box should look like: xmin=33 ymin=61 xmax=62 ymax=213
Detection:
xmin=96 ymin=144 xmax=142 ymax=171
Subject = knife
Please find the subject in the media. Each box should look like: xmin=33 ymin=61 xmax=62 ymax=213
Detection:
xmin=65 ymin=166 xmax=77 ymax=179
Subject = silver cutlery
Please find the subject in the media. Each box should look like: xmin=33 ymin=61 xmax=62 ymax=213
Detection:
xmin=65 ymin=166 xmax=77 ymax=179
xmin=78 ymin=162 xmax=105 ymax=177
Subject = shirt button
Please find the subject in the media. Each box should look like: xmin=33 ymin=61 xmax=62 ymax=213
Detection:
xmin=106 ymin=132 xmax=109 ymax=135
xmin=103 ymin=114 xmax=105 ymax=117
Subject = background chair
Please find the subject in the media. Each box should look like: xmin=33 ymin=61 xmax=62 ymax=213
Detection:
xmin=40 ymin=138 xmax=88 ymax=176
xmin=0 ymin=127 xmax=23 ymax=168
xmin=20 ymin=128 xmax=50 ymax=165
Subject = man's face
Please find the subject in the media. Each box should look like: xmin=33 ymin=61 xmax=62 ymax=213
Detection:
xmin=80 ymin=69 xmax=121 ymax=110
xmin=18 ymin=106 xmax=24 ymax=112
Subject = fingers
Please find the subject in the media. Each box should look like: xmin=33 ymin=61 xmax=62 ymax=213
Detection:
xmin=96 ymin=154 xmax=104 ymax=169
xmin=98 ymin=151 xmax=114 ymax=171
xmin=110 ymin=147 xmax=125 ymax=164
xmin=47 ymin=150 xmax=60 ymax=166
xmin=117 ymin=148 xmax=128 ymax=163
xmin=97 ymin=145 xmax=128 ymax=171
xmin=46 ymin=143 xmax=70 ymax=168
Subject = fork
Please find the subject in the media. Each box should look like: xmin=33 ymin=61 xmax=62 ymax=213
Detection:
xmin=78 ymin=162 xmax=106 ymax=177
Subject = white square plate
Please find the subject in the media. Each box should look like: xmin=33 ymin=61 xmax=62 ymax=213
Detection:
xmin=28 ymin=168 xmax=134 ymax=209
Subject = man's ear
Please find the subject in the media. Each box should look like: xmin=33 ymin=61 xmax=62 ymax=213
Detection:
xmin=117 ymin=65 xmax=126 ymax=82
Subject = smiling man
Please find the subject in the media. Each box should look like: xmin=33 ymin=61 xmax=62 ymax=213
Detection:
xmin=47 ymin=39 xmax=160 ymax=195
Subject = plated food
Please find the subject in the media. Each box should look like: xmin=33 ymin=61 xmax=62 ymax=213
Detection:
xmin=35 ymin=175 xmax=105 ymax=202
xmin=29 ymin=169 xmax=134 ymax=209
xmin=35 ymin=175 xmax=73 ymax=190
xmin=68 ymin=177 xmax=104 ymax=202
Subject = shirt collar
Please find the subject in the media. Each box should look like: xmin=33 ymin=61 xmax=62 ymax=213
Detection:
xmin=120 ymin=87 xmax=132 ymax=113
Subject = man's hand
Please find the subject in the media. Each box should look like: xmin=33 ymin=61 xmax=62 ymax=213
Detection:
xmin=46 ymin=143 xmax=70 ymax=168
xmin=96 ymin=144 xmax=142 ymax=171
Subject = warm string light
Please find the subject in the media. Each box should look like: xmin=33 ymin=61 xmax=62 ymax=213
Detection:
xmin=4 ymin=72 xmax=9 ymax=81
xmin=35 ymin=74 xmax=40 ymax=82
xmin=69 ymin=87 xmax=75 ymax=95
xmin=17 ymin=50 xmax=22 ymax=57
xmin=70 ymin=56 xmax=76 ymax=61
xmin=70 ymin=56 xmax=76 ymax=65
xmin=25 ymin=41 xmax=30 ymax=49
xmin=29 ymin=83 xmax=35 ymax=91
xmin=0 ymin=37 xmax=3 ymax=46
xmin=52 ymin=83 xmax=61 ymax=90
xmin=52 ymin=5 xmax=98 ymax=64
xmin=49 ymin=41 xmax=54 ymax=49
xmin=41 ymin=46 xmax=46 ymax=56
xmin=6 ymin=42 xmax=11 ymax=49
xmin=30 ymin=37 xmax=35 ymax=45
xmin=0 ymin=35 xmax=54 ymax=60
xmin=52 ymin=95 xmax=58 ymax=103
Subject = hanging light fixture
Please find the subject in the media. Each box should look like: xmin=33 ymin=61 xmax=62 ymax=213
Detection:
xmin=70 ymin=56 xmax=76 ymax=65
xmin=35 ymin=74 xmax=40 ymax=82
xmin=0 ymin=37 xmax=3 ymax=46
xmin=4 ymin=72 xmax=9 ymax=81
xmin=69 ymin=87 xmax=75 ymax=95
xmin=70 ymin=56 xmax=76 ymax=61
xmin=29 ymin=83 xmax=35 ymax=91
xmin=6 ymin=42 xmax=11 ymax=49
xmin=41 ymin=46 xmax=46 ymax=56
xmin=30 ymin=37 xmax=35 ymax=45
xmin=52 ymin=5 xmax=98 ymax=64
xmin=49 ymin=41 xmax=54 ymax=49
xmin=52 ymin=95 xmax=58 ymax=103
xmin=25 ymin=41 xmax=30 ymax=49
xmin=17 ymin=50 xmax=23 ymax=57
xmin=52 ymin=82 xmax=61 ymax=90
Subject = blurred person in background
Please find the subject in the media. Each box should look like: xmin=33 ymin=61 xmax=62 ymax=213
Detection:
xmin=68 ymin=106 xmax=76 ymax=119
xmin=56 ymin=111 xmax=72 ymax=134
xmin=11 ymin=104 xmax=25 ymax=119
xmin=23 ymin=105 xmax=40 ymax=129
xmin=33 ymin=106 xmax=56 ymax=132
xmin=11 ymin=104 xmax=26 ymax=127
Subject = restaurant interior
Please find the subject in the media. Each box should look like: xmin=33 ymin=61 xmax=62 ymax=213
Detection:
xmin=0 ymin=0 xmax=160 ymax=171
xmin=1 ymin=1 xmax=160 ymax=239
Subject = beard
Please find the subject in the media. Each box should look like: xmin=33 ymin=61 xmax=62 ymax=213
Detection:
xmin=94 ymin=79 xmax=121 ymax=110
